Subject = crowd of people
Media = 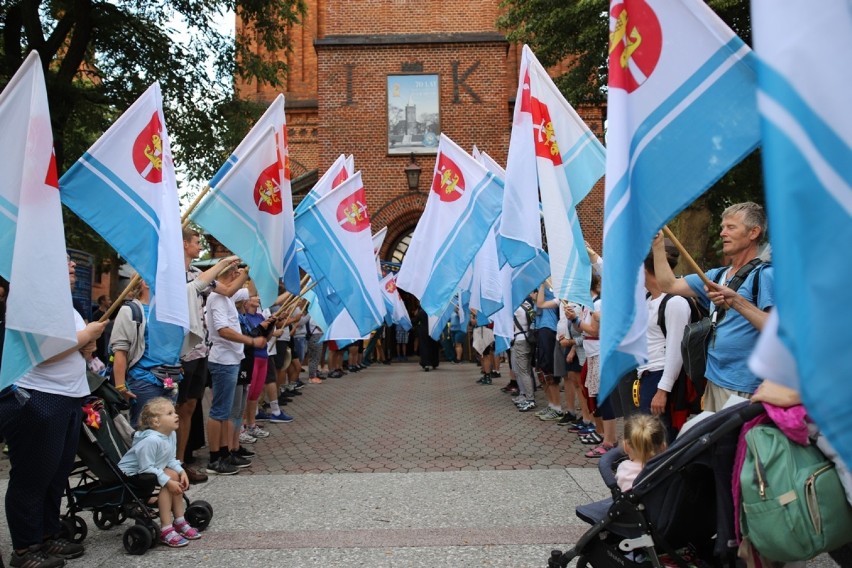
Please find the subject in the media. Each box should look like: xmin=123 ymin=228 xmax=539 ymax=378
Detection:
xmin=3 ymin=201 xmax=850 ymax=566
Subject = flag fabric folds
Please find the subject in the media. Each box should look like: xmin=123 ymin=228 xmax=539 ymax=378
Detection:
xmin=208 ymin=95 xmax=299 ymax=294
xmin=60 ymin=82 xmax=189 ymax=329
xmin=600 ymin=0 xmax=760 ymax=402
xmin=294 ymin=154 xmax=351 ymax=216
xmin=752 ymin=0 xmax=852 ymax=470
xmin=526 ymin=45 xmax=605 ymax=305
xmin=294 ymin=172 xmax=384 ymax=336
xmin=192 ymin=127 xmax=286 ymax=309
xmin=396 ymin=134 xmax=503 ymax=316
xmin=380 ymin=273 xmax=412 ymax=332
xmin=0 ymin=52 xmax=78 ymax=387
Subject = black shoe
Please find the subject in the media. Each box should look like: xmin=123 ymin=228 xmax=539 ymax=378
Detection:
xmin=227 ymin=453 xmax=252 ymax=468
xmin=10 ymin=545 xmax=65 ymax=568
xmin=206 ymin=458 xmax=238 ymax=475
xmin=490 ymin=371 xmax=501 ymax=379
xmin=236 ymin=445 xmax=256 ymax=457
xmin=41 ymin=538 xmax=83 ymax=560
xmin=556 ymin=412 xmax=579 ymax=426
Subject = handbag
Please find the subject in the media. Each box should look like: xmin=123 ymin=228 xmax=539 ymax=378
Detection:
xmin=740 ymin=424 xmax=852 ymax=562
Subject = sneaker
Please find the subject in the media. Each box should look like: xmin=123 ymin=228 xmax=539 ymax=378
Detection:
xmin=538 ymin=407 xmax=564 ymax=421
xmin=239 ymin=431 xmax=257 ymax=444
xmin=10 ymin=545 xmax=65 ymax=568
xmin=293 ymin=380 xmax=306 ymax=389
xmin=534 ymin=407 xmax=550 ymax=417
xmin=206 ymin=457 xmax=238 ymax=475
xmin=267 ymin=412 xmax=294 ymax=423
xmin=328 ymin=370 xmax=344 ymax=379
xmin=557 ymin=413 xmax=579 ymax=427
xmin=235 ymin=445 xmax=256 ymax=457
xmin=511 ymin=395 xmax=526 ymax=405
xmin=254 ymin=411 xmax=274 ymax=422
xmin=517 ymin=400 xmax=537 ymax=412
xmin=227 ymin=453 xmax=252 ymax=468
xmin=160 ymin=527 xmax=189 ymax=548
xmin=41 ymin=538 xmax=84 ymax=559
xmin=246 ymin=424 xmax=270 ymax=438
xmin=174 ymin=520 xmax=201 ymax=540
xmin=567 ymin=420 xmax=593 ymax=433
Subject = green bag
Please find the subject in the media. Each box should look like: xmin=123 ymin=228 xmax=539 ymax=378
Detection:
xmin=740 ymin=424 xmax=852 ymax=562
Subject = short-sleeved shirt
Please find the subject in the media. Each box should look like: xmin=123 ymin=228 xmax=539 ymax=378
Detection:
xmin=535 ymin=288 xmax=559 ymax=332
xmin=206 ymin=292 xmax=244 ymax=365
xmin=17 ymin=309 xmax=88 ymax=397
xmin=685 ymin=263 xmax=774 ymax=393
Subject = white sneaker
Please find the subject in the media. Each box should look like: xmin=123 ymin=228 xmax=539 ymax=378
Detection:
xmin=239 ymin=431 xmax=257 ymax=444
xmin=246 ymin=424 xmax=270 ymax=439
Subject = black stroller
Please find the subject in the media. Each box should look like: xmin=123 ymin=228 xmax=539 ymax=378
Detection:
xmin=548 ymin=401 xmax=765 ymax=568
xmin=60 ymin=374 xmax=213 ymax=555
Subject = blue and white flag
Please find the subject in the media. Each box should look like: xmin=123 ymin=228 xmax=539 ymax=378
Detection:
xmin=192 ymin=128 xmax=286 ymax=309
xmin=0 ymin=53 xmax=78 ymax=387
xmin=500 ymin=46 xmax=605 ymax=307
xmin=752 ymin=0 xmax=852 ymax=469
xmin=380 ymin=273 xmax=412 ymax=331
xmin=209 ymin=95 xmax=299 ymax=293
xmin=396 ymin=134 xmax=503 ymax=316
xmin=60 ymin=82 xmax=188 ymax=329
xmin=294 ymin=172 xmax=384 ymax=336
xmin=294 ymin=154 xmax=352 ymax=216
xmin=600 ymin=0 xmax=760 ymax=402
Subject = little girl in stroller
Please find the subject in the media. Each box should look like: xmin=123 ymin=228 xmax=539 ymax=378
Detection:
xmin=548 ymin=401 xmax=765 ymax=568
xmin=616 ymin=414 xmax=668 ymax=492
xmin=118 ymin=397 xmax=201 ymax=548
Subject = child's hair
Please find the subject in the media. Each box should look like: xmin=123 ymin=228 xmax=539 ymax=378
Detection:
xmin=137 ymin=397 xmax=175 ymax=431
xmin=623 ymin=414 xmax=667 ymax=465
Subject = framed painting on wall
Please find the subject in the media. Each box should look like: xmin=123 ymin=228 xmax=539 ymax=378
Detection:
xmin=387 ymin=74 xmax=440 ymax=155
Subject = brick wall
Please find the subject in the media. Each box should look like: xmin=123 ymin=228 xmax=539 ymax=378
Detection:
xmin=235 ymin=0 xmax=606 ymax=257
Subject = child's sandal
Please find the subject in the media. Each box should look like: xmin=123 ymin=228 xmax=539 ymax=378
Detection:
xmin=579 ymin=432 xmax=603 ymax=445
xmin=175 ymin=520 xmax=201 ymax=540
xmin=584 ymin=443 xmax=616 ymax=458
xmin=160 ymin=528 xmax=189 ymax=547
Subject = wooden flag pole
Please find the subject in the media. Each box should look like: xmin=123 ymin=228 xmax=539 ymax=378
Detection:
xmin=181 ymin=184 xmax=212 ymax=229
xmin=661 ymin=226 xmax=712 ymax=287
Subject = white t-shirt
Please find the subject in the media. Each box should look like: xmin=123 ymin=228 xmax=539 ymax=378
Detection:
xmin=637 ymin=293 xmax=691 ymax=392
xmin=581 ymin=298 xmax=602 ymax=358
xmin=205 ymin=292 xmax=244 ymax=365
xmin=748 ymin=309 xmax=798 ymax=390
xmin=17 ymin=310 xmax=88 ymax=397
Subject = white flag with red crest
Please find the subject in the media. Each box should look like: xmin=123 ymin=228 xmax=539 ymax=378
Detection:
xmin=60 ymin=82 xmax=188 ymax=329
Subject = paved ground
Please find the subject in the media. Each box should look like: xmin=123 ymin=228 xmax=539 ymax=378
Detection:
xmin=0 ymin=361 xmax=841 ymax=566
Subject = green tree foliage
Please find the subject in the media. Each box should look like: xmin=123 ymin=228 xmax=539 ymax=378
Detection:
xmin=0 ymin=0 xmax=305 ymax=270
xmin=498 ymin=0 xmax=763 ymax=264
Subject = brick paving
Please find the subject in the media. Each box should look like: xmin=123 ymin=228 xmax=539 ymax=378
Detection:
xmin=0 ymin=360 xmax=598 ymax=479
xmin=228 ymin=360 xmax=597 ymax=475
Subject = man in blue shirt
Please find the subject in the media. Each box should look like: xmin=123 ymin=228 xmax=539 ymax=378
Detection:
xmin=652 ymin=202 xmax=774 ymax=411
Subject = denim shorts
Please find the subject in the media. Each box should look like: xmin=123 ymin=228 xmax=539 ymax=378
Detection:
xmin=292 ymin=336 xmax=307 ymax=360
xmin=208 ymin=362 xmax=239 ymax=421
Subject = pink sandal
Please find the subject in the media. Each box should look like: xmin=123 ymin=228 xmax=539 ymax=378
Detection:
xmin=585 ymin=443 xmax=616 ymax=458
xmin=175 ymin=519 xmax=201 ymax=540
xmin=160 ymin=527 xmax=189 ymax=547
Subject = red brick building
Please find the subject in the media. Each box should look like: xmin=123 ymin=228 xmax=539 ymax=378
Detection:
xmin=236 ymin=0 xmax=605 ymax=262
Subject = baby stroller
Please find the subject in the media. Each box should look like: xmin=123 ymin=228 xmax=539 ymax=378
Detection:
xmin=60 ymin=373 xmax=213 ymax=555
xmin=548 ymin=401 xmax=765 ymax=568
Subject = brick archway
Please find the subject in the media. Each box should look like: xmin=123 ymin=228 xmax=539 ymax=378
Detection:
xmin=371 ymin=193 xmax=428 ymax=261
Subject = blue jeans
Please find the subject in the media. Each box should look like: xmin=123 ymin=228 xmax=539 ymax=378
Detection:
xmin=127 ymin=377 xmax=177 ymax=428
xmin=208 ymin=362 xmax=239 ymax=421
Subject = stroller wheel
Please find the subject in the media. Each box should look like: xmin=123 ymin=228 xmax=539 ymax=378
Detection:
xmin=123 ymin=525 xmax=152 ymax=555
xmin=135 ymin=519 xmax=158 ymax=548
xmin=185 ymin=503 xmax=213 ymax=531
xmin=93 ymin=508 xmax=119 ymax=530
xmin=190 ymin=499 xmax=213 ymax=516
xmin=60 ymin=515 xmax=88 ymax=544
xmin=576 ymin=556 xmax=590 ymax=568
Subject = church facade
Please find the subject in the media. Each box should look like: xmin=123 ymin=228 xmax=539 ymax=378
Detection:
xmin=236 ymin=0 xmax=605 ymax=262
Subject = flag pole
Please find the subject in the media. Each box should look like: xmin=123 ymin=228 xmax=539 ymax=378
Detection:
xmin=100 ymin=184 xmax=214 ymax=322
xmin=661 ymin=226 xmax=711 ymax=286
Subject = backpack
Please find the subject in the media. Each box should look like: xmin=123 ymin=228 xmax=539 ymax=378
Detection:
xmin=680 ymin=259 xmax=766 ymax=388
xmin=740 ymin=424 xmax=852 ymax=562
xmin=655 ymin=294 xmax=704 ymax=426
xmin=106 ymin=300 xmax=144 ymax=379
xmin=514 ymin=299 xmax=537 ymax=345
